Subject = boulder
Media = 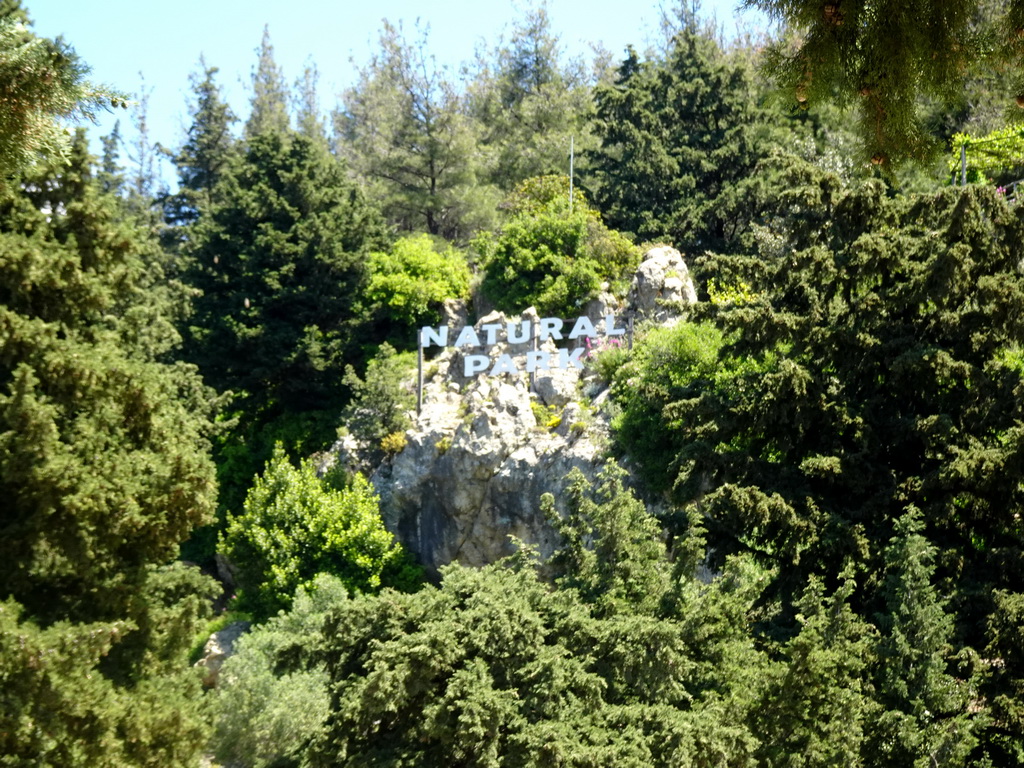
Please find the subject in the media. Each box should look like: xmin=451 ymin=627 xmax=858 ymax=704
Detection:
xmin=194 ymin=621 xmax=250 ymax=688
xmin=627 ymin=245 xmax=697 ymax=321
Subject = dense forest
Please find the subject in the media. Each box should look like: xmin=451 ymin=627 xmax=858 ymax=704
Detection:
xmin=3 ymin=0 xmax=1024 ymax=765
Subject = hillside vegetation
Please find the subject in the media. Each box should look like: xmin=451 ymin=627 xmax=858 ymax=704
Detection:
xmin=3 ymin=0 xmax=1024 ymax=765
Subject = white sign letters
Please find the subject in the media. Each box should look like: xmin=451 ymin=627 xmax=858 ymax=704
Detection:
xmin=420 ymin=314 xmax=626 ymax=377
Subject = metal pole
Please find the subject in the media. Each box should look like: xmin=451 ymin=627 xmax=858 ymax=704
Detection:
xmin=417 ymin=339 xmax=423 ymax=416
xmin=569 ymin=136 xmax=574 ymax=213
xmin=627 ymin=315 xmax=634 ymax=351
xmin=961 ymin=143 xmax=967 ymax=186
xmin=530 ymin=325 xmax=538 ymax=393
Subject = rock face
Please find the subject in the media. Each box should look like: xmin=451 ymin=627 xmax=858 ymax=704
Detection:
xmin=195 ymin=621 xmax=250 ymax=688
xmin=371 ymin=314 xmax=614 ymax=573
xmin=628 ymin=245 xmax=698 ymax=322
xmin=330 ymin=245 xmax=697 ymax=574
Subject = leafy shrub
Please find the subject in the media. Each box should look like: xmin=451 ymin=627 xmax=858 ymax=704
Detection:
xmin=477 ymin=175 xmax=641 ymax=316
xmin=585 ymin=335 xmax=630 ymax=383
xmin=367 ymin=234 xmax=471 ymax=328
xmin=380 ymin=430 xmax=408 ymax=456
xmin=342 ymin=342 xmax=416 ymax=463
xmin=219 ymin=444 xmax=421 ymax=621
xmin=611 ymin=322 xmax=730 ymax=493
xmin=212 ymin=574 xmax=348 ymax=768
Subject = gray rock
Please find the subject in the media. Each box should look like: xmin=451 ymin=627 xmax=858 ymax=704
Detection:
xmin=195 ymin=621 xmax=251 ymax=689
xmin=627 ymin=245 xmax=697 ymax=321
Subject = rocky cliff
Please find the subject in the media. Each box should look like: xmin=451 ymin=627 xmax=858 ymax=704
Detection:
xmin=327 ymin=245 xmax=697 ymax=573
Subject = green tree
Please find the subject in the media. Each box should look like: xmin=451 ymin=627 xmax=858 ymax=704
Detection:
xmin=298 ymin=463 xmax=769 ymax=768
xmin=610 ymin=179 xmax=1024 ymax=756
xmin=212 ymin=573 xmax=347 ymax=768
xmin=365 ymin=233 xmax=471 ymax=332
xmin=163 ymin=60 xmax=237 ymax=229
xmin=245 ymin=26 xmax=290 ymax=138
xmin=341 ymin=342 xmax=416 ymax=465
xmin=0 ymin=135 xmax=219 ymax=765
xmin=982 ymin=589 xmax=1024 ymax=764
xmin=752 ymin=574 xmax=878 ymax=767
xmin=181 ymin=129 xmax=386 ymax=517
xmin=219 ymin=444 xmax=419 ymax=621
xmin=585 ymin=20 xmax=773 ymax=254
xmin=477 ymin=175 xmax=640 ymax=316
xmin=467 ymin=2 xmax=594 ymax=191
xmin=335 ymin=20 xmax=488 ymax=239
xmin=867 ymin=507 xmax=977 ymax=767
xmin=0 ymin=4 xmax=124 ymax=181
xmin=748 ymin=0 xmax=1024 ymax=164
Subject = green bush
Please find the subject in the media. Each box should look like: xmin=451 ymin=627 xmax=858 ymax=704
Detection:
xmin=367 ymin=234 xmax=471 ymax=328
xmin=212 ymin=574 xmax=349 ymax=768
xmin=219 ymin=444 xmax=421 ymax=622
xmin=478 ymin=175 xmax=641 ymax=317
xmin=342 ymin=342 xmax=416 ymax=464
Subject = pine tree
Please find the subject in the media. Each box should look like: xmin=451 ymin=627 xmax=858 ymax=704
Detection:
xmin=181 ymin=130 xmax=386 ymax=516
xmin=748 ymin=0 xmax=1024 ymax=164
xmin=245 ymin=25 xmax=290 ymax=138
xmin=294 ymin=60 xmax=329 ymax=147
xmin=335 ymin=20 xmax=484 ymax=239
xmin=867 ymin=507 xmax=977 ymax=767
xmin=585 ymin=19 xmax=772 ymax=255
xmin=0 ymin=4 xmax=124 ymax=180
xmin=163 ymin=60 xmax=237 ymax=229
xmin=467 ymin=2 xmax=594 ymax=191
xmin=752 ymin=574 xmax=878 ymax=767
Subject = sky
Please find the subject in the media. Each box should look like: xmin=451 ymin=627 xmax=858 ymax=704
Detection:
xmin=27 ymin=0 xmax=771 ymax=183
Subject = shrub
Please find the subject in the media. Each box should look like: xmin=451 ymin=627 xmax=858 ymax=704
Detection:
xmin=342 ymin=342 xmax=416 ymax=464
xmin=367 ymin=234 xmax=471 ymax=328
xmin=219 ymin=445 xmax=421 ymax=621
xmin=477 ymin=176 xmax=641 ymax=317
xmin=212 ymin=574 xmax=348 ymax=768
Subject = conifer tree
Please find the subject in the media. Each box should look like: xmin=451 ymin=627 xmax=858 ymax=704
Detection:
xmin=0 ymin=3 xmax=124 ymax=181
xmin=245 ymin=25 xmax=290 ymax=138
xmin=335 ymin=20 xmax=484 ymax=239
xmin=867 ymin=507 xmax=977 ymax=767
xmin=748 ymin=0 xmax=1024 ymax=164
xmin=181 ymin=129 xmax=386 ymax=516
xmin=752 ymin=574 xmax=878 ymax=766
xmin=585 ymin=19 xmax=771 ymax=255
xmin=467 ymin=3 xmax=594 ymax=191
xmin=0 ymin=133 xmax=219 ymax=766
xmin=164 ymin=60 xmax=237 ymax=229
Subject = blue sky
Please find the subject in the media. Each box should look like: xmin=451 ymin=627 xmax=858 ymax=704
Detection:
xmin=28 ymin=0 xmax=770 ymax=181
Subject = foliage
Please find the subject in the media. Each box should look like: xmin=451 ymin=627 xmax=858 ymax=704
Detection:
xmin=299 ymin=467 xmax=772 ymax=768
xmin=245 ymin=26 xmax=290 ymax=138
xmin=610 ymin=179 xmax=1024 ymax=757
xmin=212 ymin=574 xmax=348 ymax=768
xmin=749 ymin=0 xmax=1024 ymax=165
xmin=585 ymin=21 xmax=774 ymax=255
xmin=543 ymin=464 xmax=669 ymax=616
xmin=341 ymin=342 xmax=416 ymax=464
xmin=0 ymin=134 xmax=219 ymax=763
xmin=181 ymin=129 xmax=386 ymax=521
xmin=0 ymin=10 xmax=124 ymax=181
xmin=466 ymin=3 xmax=595 ymax=192
xmin=752 ymin=573 xmax=879 ymax=767
xmin=219 ymin=444 xmax=419 ymax=622
xmin=162 ymin=60 xmax=237 ymax=230
xmin=949 ymin=125 xmax=1024 ymax=184
xmin=335 ymin=20 xmax=492 ymax=239
xmin=366 ymin=233 xmax=471 ymax=330
xmin=478 ymin=175 xmax=640 ymax=316
xmin=610 ymin=321 xmax=728 ymax=495
xmin=866 ymin=507 xmax=977 ymax=766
